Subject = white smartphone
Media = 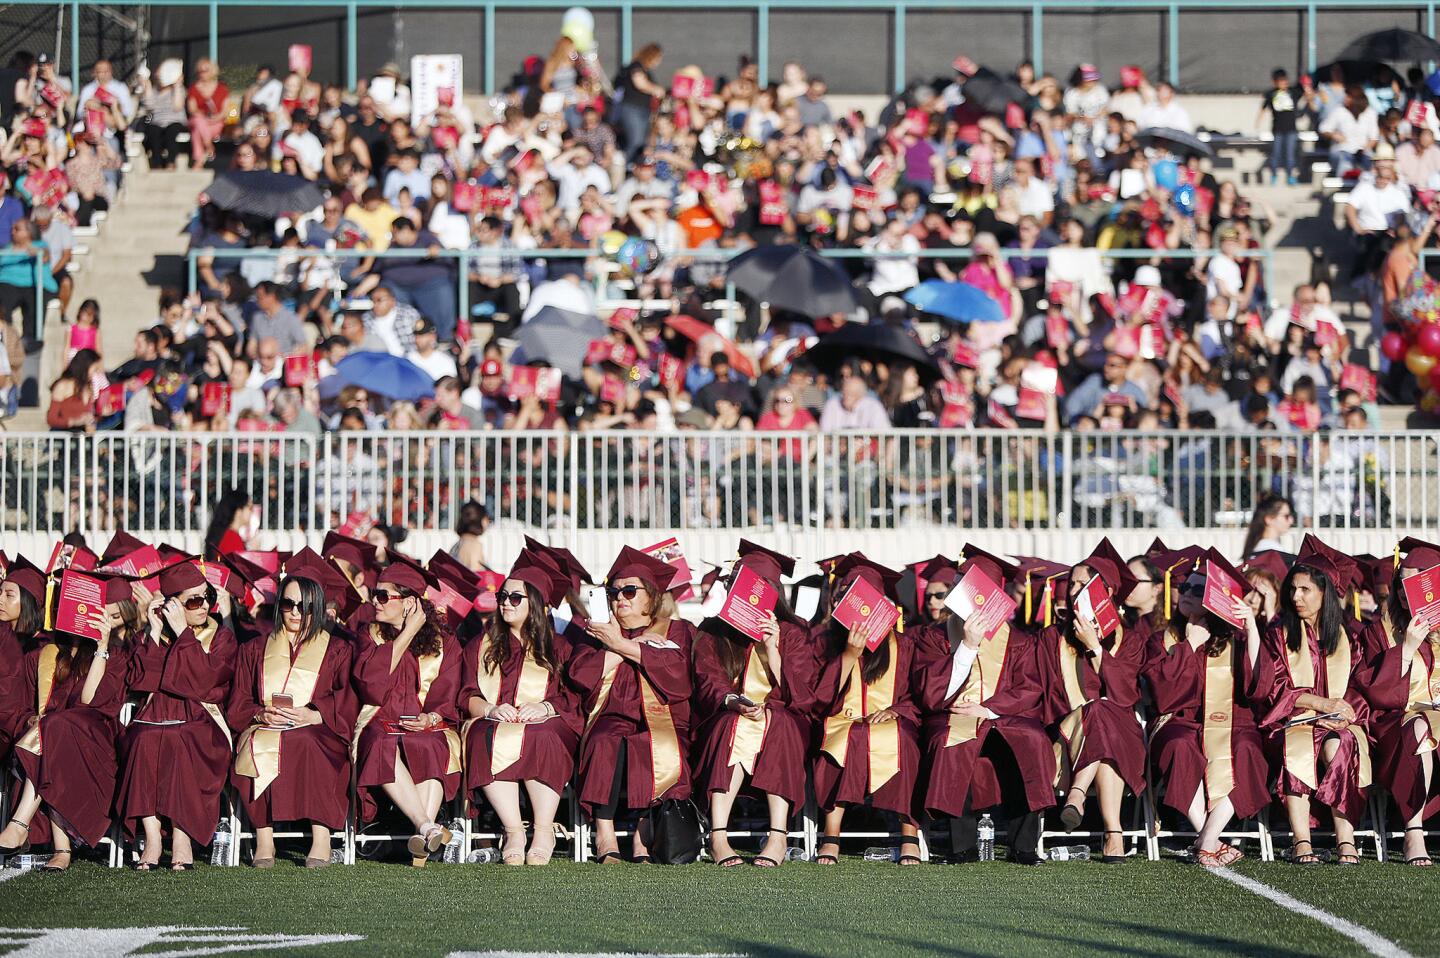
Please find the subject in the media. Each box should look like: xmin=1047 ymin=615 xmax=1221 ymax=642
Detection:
xmin=586 ymin=586 xmax=611 ymax=624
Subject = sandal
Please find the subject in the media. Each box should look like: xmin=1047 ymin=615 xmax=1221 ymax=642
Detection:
xmin=525 ymin=830 xmax=557 ymax=867
xmin=1334 ymin=841 xmax=1360 ymax=866
xmin=752 ymin=827 xmax=786 ymax=868
xmin=593 ymin=849 xmax=624 ymax=865
xmin=1195 ymin=847 xmax=1226 ymax=868
xmin=708 ymin=826 xmax=744 ymax=867
xmin=500 ymin=827 xmax=527 ymax=867
xmin=1287 ymin=839 xmax=1322 ymax=865
xmin=40 ymin=850 xmax=71 ymax=872
xmin=1215 ymin=843 xmax=1244 ymax=867
xmin=816 ymin=834 xmax=841 ymax=865
xmin=631 ymin=855 xmax=652 ymax=865
xmin=171 ymin=862 xmax=195 ymax=871
xmin=1404 ymin=827 xmax=1432 ymax=867
xmin=1059 ymin=786 xmax=1085 ymax=832
xmin=1100 ymin=830 xmax=1126 ymax=864
xmin=0 ymin=819 xmax=31 ymax=855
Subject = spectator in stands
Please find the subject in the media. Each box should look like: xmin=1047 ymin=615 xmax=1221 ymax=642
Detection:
xmin=1319 ymin=84 xmax=1379 ymax=177
xmin=46 ymin=348 xmax=99 ymax=432
xmin=1257 ymin=69 xmax=1313 ymax=186
xmin=1241 ymin=494 xmax=1295 ymax=556
xmin=404 ymin=316 xmax=456 ymax=381
xmin=0 ymin=218 xmax=55 ymax=341
xmin=433 ymin=374 xmax=486 ymax=430
xmin=246 ymin=281 xmax=308 ymax=356
xmin=359 ymin=284 xmax=419 ymax=357
xmin=353 ymin=219 xmax=455 ymax=342
xmin=272 ymin=386 xmax=322 ymax=435
xmin=185 ymin=59 xmax=227 ymax=168
xmin=137 ymin=62 xmax=188 ymax=170
xmin=29 ymin=204 xmax=71 ymax=317
xmin=1137 ymin=81 xmax=1192 ymax=132
xmin=1065 ymin=354 xmax=1147 ymax=425
xmin=820 ymin=363 xmax=889 ymax=430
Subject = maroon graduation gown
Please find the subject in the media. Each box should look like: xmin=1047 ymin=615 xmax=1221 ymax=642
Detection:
xmin=1144 ymin=630 xmax=1273 ymax=820
xmin=1036 ymin=623 xmax=1148 ymax=794
xmin=1360 ymin=639 xmax=1440 ymax=821
xmin=0 ymin=622 xmax=27 ymax=759
xmin=691 ymin=619 xmax=816 ymax=808
xmin=568 ymin=619 xmax=695 ymax=817
xmin=913 ymin=622 xmax=1055 ymax=817
xmin=15 ymin=642 xmax=130 ymax=847
xmin=225 ymin=633 xmax=357 ymax=832
xmin=353 ymin=634 xmax=463 ymax=822
xmin=116 ymin=623 xmax=238 ymax=844
xmin=810 ymin=631 xmax=920 ymax=819
xmin=458 ymin=632 xmax=581 ymax=800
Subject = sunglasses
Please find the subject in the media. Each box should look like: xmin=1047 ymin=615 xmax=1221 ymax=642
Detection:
xmin=182 ymin=595 xmax=209 ymax=610
xmin=372 ymin=588 xmax=409 ymax=605
xmin=497 ymin=590 xmax=528 ymax=607
xmin=278 ymin=598 xmax=302 ymax=614
xmin=606 ymin=585 xmax=641 ymax=600
xmin=1179 ymin=582 xmax=1204 ymax=597
xmin=925 ymin=591 xmax=950 ymax=601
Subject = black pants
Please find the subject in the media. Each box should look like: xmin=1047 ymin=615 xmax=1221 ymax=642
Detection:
xmin=0 ymin=283 xmax=44 ymax=341
xmin=468 ymin=281 xmax=523 ymax=336
xmin=74 ymin=195 xmax=109 ymax=227
xmin=949 ymin=732 xmax=1043 ymax=859
xmin=143 ymin=121 xmax=187 ymax=169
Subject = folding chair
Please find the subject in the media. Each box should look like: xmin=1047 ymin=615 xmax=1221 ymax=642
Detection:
xmin=1261 ymin=791 xmax=1386 ymax=863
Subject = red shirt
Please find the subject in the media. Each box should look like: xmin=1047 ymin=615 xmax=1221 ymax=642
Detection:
xmin=217 ymin=529 xmax=245 ymax=555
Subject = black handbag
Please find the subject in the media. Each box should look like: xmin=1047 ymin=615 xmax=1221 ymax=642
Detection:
xmin=646 ymin=799 xmax=705 ymax=864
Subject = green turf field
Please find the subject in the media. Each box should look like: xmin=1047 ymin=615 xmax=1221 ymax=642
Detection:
xmin=0 ymin=857 xmax=1434 ymax=958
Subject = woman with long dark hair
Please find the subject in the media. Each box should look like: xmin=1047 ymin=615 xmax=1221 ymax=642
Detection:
xmin=460 ymin=549 xmax=580 ymax=866
xmin=47 ymin=348 xmax=100 ymax=432
xmin=0 ymin=557 xmax=47 ymax=761
xmin=1260 ymin=548 xmax=1372 ymax=865
xmin=203 ymin=488 xmax=253 ymax=560
xmin=692 ymin=542 xmax=816 ymax=868
xmin=569 ymin=546 xmax=695 ymax=864
xmin=1241 ymin=494 xmax=1295 ymax=558
xmin=1144 ymin=550 xmax=1271 ymax=867
xmin=1360 ymin=536 xmax=1440 ymax=866
xmin=0 ymin=570 xmax=134 ymax=870
xmin=1037 ymin=540 xmax=1147 ymax=863
xmin=117 ymin=560 xmax=238 ymax=870
xmin=353 ymin=554 xmax=462 ymax=868
xmin=227 ymin=556 xmax=357 ymax=868
xmin=811 ymin=555 xmax=922 ymax=865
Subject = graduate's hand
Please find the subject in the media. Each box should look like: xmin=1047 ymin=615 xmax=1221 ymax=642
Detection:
xmin=1405 ymin=615 xmax=1436 ymax=650
xmin=846 ymin=623 xmax=869 ymax=655
xmin=1232 ymin=597 xmax=1256 ymax=626
xmin=516 ymin=702 xmax=548 ymax=723
xmin=214 ymin=588 xmax=232 ymax=620
xmin=1327 ymin=698 xmax=1358 ymax=724
xmin=490 ymin=703 xmax=521 ymax=723
xmin=260 ymin=707 xmax=291 ymax=727
xmin=87 ymin=612 xmax=112 ymax=648
xmin=1185 ymin=619 xmax=1211 ymax=650
xmin=1073 ymin=611 xmax=1101 ymax=651
xmin=271 ymin=706 xmax=319 ymax=727
xmin=397 ymin=601 xmax=425 ymax=644
xmin=1317 ymin=717 xmax=1350 ymax=731
xmin=398 ymin=714 xmax=431 ymax=732
xmin=866 ymin=708 xmax=898 ymax=725
xmin=162 ymin=598 xmax=188 ymax=636
xmin=761 ymin=613 xmax=781 ymax=649
xmin=949 ymin=701 xmax=989 ymax=719
xmin=961 ymin=614 xmax=986 ymax=650
xmin=587 ymin=617 xmax=624 ymax=650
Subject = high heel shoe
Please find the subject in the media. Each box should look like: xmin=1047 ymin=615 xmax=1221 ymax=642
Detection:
xmin=501 ymin=826 xmax=527 ymax=866
xmin=1059 ymin=786 xmax=1085 ymax=832
xmin=525 ymin=828 xmax=557 ymax=866
xmin=1100 ymin=830 xmax=1126 ymax=864
xmin=0 ymin=819 xmax=31 ymax=855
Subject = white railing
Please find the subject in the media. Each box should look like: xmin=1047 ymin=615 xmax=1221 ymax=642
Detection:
xmin=3 ymin=430 xmax=1436 ymax=542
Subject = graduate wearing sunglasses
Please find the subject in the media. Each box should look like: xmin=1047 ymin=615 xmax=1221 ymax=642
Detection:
xmin=227 ymin=554 xmax=358 ymax=868
xmin=569 ymin=546 xmax=696 ymax=864
xmin=116 ymin=560 xmax=239 ymax=870
xmin=2 ymin=564 xmax=135 ymax=871
xmin=353 ymin=553 xmax=463 ymax=868
xmin=460 ymin=548 xmax=581 ymax=865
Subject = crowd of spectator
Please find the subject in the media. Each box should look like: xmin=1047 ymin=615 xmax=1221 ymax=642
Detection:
xmin=2 ymin=37 xmax=1436 ymax=438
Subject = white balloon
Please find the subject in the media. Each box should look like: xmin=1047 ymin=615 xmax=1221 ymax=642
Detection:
xmin=561 ymin=6 xmax=594 ymax=31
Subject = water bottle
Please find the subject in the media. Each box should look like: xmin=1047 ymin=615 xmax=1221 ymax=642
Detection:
xmin=442 ymin=820 xmax=466 ymax=864
xmin=977 ymin=814 xmax=995 ymax=862
xmin=862 ymin=846 xmax=896 ymax=862
xmin=784 ymin=846 xmax=812 ymax=863
xmin=1047 ymin=845 xmax=1091 ymax=862
xmin=467 ymin=848 xmax=501 ymax=864
xmin=210 ymin=819 xmax=232 ymax=867
xmin=329 ymin=847 xmax=345 ymax=864
xmin=9 ymin=854 xmax=41 ymax=870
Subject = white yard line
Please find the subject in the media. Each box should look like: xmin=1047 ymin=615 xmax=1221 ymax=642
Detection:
xmin=1211 ymin=867 xmax=1415 ymax=958
xmin=0 ymin=869 xmax=29 ymax=884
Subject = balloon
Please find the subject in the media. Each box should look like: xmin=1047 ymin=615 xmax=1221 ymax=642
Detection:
xmin=600 ymin=230 xmax=628 ymax=256
xmin=1382 ymin=330 xmax=1409 ymax=361
xmin=1422 ymin=391 xmax=1440 ymax=414
xmin=562 ymin=6 xmax=594 ymax=32
xmin=1153 ymin=159 xmax=1179 ymax=191
xmin=562 ymin=22 xmax=594 ymax=52
xmin=1419 ymin=322 xmax=1440 ymax=358
xmin=1407 ymin=346 xmax=1438 ymax=378
xmin=1173 ymin=183 xmax=1195 ymax=217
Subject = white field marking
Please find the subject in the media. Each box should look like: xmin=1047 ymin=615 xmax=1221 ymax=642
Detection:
xmin=0 ymin=926 xmax=363 ymax=957
xmin=448 ymin=953 xmax=746 ymax=958
xmin=0 ymin=870 xmax=27 ymax=884
xmin=1210 ymin=867 xmax=1415 ymax=958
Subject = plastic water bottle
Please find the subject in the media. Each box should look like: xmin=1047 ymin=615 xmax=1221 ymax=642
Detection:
xmin=210 ymin=819 xmax=232 ymax=866
xmin=784 ymin=846 xmax=812 ymax=862
xmin=443 ymin=820 xmax=466 ymax=864
xmin=1047 ymin=845 xmax=1091 ymax=862
xmin=863 ymin=846 xmax=896 ymax=862
xmin=8 ymin=854 xmax=42 ymax=870
xmin=977 ymin=814 xmax=995 ymax=862
xmin=467 ymin=848 xmax=502 ymax=864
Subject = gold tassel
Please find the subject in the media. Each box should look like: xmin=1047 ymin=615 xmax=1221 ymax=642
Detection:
xmin=897 ymin=609 xmax=904 ymax=633
xmin=1025 ymin=578 xmax=1033 ymax=622
xmin=1164 ymin=569 xmax=1172 ymax=619
xmin=1395 ymin=542 xmax=1402 ymax=570
xmin=1353 ymin=590 xmax=1361 ymax=621
xmin=1043 ymin=581 xmax=1054 ymax=628
xmin=43 ymin=574 xmax=55 ymax=632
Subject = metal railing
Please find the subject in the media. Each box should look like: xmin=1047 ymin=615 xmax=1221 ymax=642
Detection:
xmin=2 ymin=428 xmax=1433 ymax=537
xmin=12 ymin=0 xmax=1440 ymax=97
xmin=0 ymin=249 xmax=51 ymax=343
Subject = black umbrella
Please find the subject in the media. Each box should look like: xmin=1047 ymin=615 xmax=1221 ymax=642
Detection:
xmin=1136 ymin=127 xmax=1214 ymax=159
xmin=725 ymin=244 xmax=858 ymax=317
xmin=801 ymin=322 xmax=943 ymax=385
xmin=511 ymin=306 xmax=606 ymax=379
xmin=1338 ymin=28 xmax=1440 ymax=63
xmin=961 ymin=67 xmax=1028 ymax=115
xmin=202 ymin=171 xmax=325 ymax=219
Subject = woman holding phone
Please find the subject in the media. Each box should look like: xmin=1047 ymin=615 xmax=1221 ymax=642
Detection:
xmin=353 ymin=554 xmax=463 ymax=868
xmin=461 ymin=548 xmax=580 ymax=865
xmin=117 ymin=560 xmax=239 ymax=870
xmin=227 ymin=555 xmax=357 ymax=868
xmin=1260 ymin=546 xmax=1372 ymax=865
xmin=692 ymin=541 xmax=815 ymax=868
xmin=0 ymin=556 xmax=48 ymax=764
xmin=0 ymin=570 xmax=135 ymax=871
xmin=569 ymin=546 xmax=695 ymax=864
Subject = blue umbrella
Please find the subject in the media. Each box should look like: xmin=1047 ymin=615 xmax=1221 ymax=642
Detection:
xmin=332 ymin=351 xmax=436 ymax=402
xmin=903 ymin=280 xmax=1006 ymax=323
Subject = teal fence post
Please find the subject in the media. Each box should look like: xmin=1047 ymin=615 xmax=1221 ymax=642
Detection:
xmin=35 ymin=253 xmax=44 ymax=343
xmin=484 ymin=2 xmax=496 ymax=96
xmin=1306 ymin=1 xmax=1317 ymax=74
xmin=620 ymin=0 xmax=633 ymax=64
xmin=347 ymin=3 xmax=358 ymax=91
xmin=69 ymin=0 xmax=80 ymax=93
xmin=757 ymin=1 xmax=769 ymax=82
xmin=187 ymin=254 xmax=197 ymax=294
xmin=1031 ymin=1 xmax=1043 ymax=74
xmin=458 ymin=250 xmax=469 ymax=330
xmin=893 ymin=5 xmax=906 ymax=92
xmin=208 ymin=1 xmax=218 ymax=65
xmin=1168 ymin=2 xmax=1179 ymax=87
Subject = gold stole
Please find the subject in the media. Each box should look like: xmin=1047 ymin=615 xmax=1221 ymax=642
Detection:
xmin=822 ymin=635 xmax=901 ymax=792
xmin=468 ymin=635 xmax=551 ymax=775
xmin=1403 ymin=641 xmax=1440 ymax=754
xmin=726 ymin=643 xmax=775 ymax=775
xmin=234 ymin=630 xmax=332 ymax=796
xmin=945 ymin=625 xmax=1010 ymax=747
xmin=1285 ymin=629 xmax=1372 ymax=789
xmin=579 ymin=625 xmax=684 ymax=803
xmin=1200 ymin=644 xmax=1236 ymax=811
xmin=350 ymin=626 xmax=387 ymax=752
xmin=1053 ymin=628 xmax=1120 ymax=782
xmin=415 ymin=644 xmax=463 ymax=774
xmin=14 ymin=645 xmax=59 ymax=755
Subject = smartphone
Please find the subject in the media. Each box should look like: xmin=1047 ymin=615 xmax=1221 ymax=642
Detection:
xmin=734 ymin=695 xmax=757 ymax=709
xmin=586 ymin=586 xmax=611 ymax=624
xmin=398 ymin=715 xmax=418 ymax=723
xmin=271 ymin=693 xmax=294 ymax=710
